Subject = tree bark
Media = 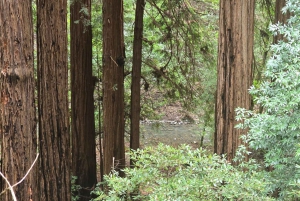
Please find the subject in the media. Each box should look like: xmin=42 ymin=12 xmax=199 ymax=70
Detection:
xmin=214 ymin=0 xmax=255 ymax=163
xmin=274 ymin=0 xmax=290 ymax=43
xmin=130 ymin=0 xmax=145 ymax=165
xmin=102 ymin=0 xmax=126 ymax=175
xmin=71 ymin=0 xmax=97 ymax=199
xmin=37 ymin=0 xmax=71 ymax=200
xmin=0 ymin=1 xmax=37 ymax=200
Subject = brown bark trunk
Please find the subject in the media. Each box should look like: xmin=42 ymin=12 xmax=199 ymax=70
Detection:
xmin=37 ymin=0 xmax=71 ymax=200
xmin=274 ymin=0 xmax=290 ymax=43
xmin=71 ymin=0 xmax=97 ymax=199
xmin=130 ymin=0 xmax=145 ymax=165
xmin=0 ymin=1 xmax=37 ymax=200
xmin=102 ymin=0 xmax=126 ymax=175
xmin=214 ymin=0 xmax=255 ymax=163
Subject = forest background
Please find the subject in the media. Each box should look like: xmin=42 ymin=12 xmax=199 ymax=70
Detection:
xmin=1 ymin=0 xmax=300 ymax=200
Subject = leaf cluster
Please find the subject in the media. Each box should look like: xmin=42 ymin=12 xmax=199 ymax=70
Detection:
xmin=92 ymin=144 xmax=273 ymax=200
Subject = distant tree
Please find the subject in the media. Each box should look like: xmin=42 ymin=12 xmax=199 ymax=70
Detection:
xmin=102 ymin=0 xmax=126 ymax=175
xmin=0 ymin=1 xmax=37 ymax=200
xmin=130 ymin=0 xmax=145 ymax=164
xmin=70 ymin=0 xmax=97 ymax=199
xmin=37 ymin=0 xmax=71 ymax=200
xmin=214 ymin=0 xmax=255 ymax=163
xmin=274 ymin=0 xmax=290 ymax=43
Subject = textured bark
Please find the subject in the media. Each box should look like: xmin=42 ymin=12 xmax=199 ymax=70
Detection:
xmin=37 ymin=0 xmax=71 ymax=200
xmin=102 ymin=0 xmax=125 ymax=175
xmin=0 ymin=1 xmax=37 ymax=200
xmin=71 ymin=0 xmax=97 ymax=200
xmin=274 ymin=0 xmax=290 ymax=43
xmin=214 ymin=0 xmax=255 ymax=163
xmin=130 ymin=0 xmax=145 ymax=165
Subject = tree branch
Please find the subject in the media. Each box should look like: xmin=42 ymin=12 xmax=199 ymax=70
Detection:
xmin=0 ymin=153 xmax=39 ymax=200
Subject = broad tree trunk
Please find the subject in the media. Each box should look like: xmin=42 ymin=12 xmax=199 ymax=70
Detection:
xmin=37 ymin=0 xmax=71 ymax=200
xmin=102 ymin=0 xmax=126 ymax=175
xmin=71 ymin=0 xmax=97 ymax=200
xmin=130 ymin=0 xmax=145 ymax=165
xmin=0 ymin=1 xmax=37 ymax=200
xmin=214 ymin=0 xmax=255 ymax=163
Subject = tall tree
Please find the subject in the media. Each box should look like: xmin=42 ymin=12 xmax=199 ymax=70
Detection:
xmin=102 ymin=0 xmax=126 ymax=175
xmin=274 ymin=0 xmax=290 ymax=43
xmin=70 ymin=0 xmax=97 ymax=200
xmin=37 ymin=0 xmax=71 ymax=200
xmin=214 ymin=0 xmax=255 ymax=163
xmin=0 ymin=1 xmax=37 ymax=200
xmin=130 ymin=0 xmax=145 ymax=164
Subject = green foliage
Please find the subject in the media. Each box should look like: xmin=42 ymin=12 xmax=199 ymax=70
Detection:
xmin=71 ymin=176 xmax=82 ymax=201
xmin=91 ymin=0 xmax=103 ymax=134
xmin=236 ymin=0 xmax=300 ymax=198
xmin=136 ymin=0 xmax=218 ymax=132
xmin=253 ymin=0 xmax=275 ymax=84
xmin=91 ymin=0 xmax=219 ymax=135
xmin=92 ymin=144 xmax=273 ymax=200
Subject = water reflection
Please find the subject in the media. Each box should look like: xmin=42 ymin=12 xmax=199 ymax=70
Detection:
xmin=140 ymin=122 xmax=211 ymax=148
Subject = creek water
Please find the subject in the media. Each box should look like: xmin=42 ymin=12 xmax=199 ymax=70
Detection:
xmin=140 ymin=122 xmax=212 ymax=148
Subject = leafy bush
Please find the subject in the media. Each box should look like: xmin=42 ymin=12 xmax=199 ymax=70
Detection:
xmin=92 ymin=144 xmax=273 ymax=200
xmin=71 ymin=176 xmax=81 ymax=201
xmin=236 ymin=0 xmax=300 ymax=198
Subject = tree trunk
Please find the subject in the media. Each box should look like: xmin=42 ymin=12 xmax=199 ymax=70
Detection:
xmin=0 ymin=1 xmax=37 ymax=200
xmin=130 ymin=0 xmax=145 ymax=165
xmin=274 ymin=0 xmax=290 ymax=43
xmin=102 ymin=0 xmax=126 ymax=175
xmin=70 ymin=0 xmax=97 ymax=199
xmin=214 ymin=0 xmax=255 ymax=163
xmin=37 ymin=0 xmax=71 ymax=200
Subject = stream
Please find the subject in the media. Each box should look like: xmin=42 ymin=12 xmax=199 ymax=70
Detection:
xmin=140 ymin=121 xmax=212 ymax=148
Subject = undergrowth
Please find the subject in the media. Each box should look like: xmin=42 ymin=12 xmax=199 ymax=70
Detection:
xmin=91 ymin=144 xmax=273 ymax=201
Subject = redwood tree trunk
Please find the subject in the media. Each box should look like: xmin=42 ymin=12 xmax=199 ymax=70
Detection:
xmin=37 ymin=0 xmax=71 ymax=200
xmin=214 ymin=0 xmax=255 ymax=163
xmin=102 ymin=0 xmax=126 ymax=175
xmin=130 ymin=0 xmax=145 ymax=165
xmin=274 ymin=0 xmax=290 ymax=43
xmin=0 ymin=1 xmax=37 ymax=200
xmin=71 ymin=0 xmax=97 ymax=199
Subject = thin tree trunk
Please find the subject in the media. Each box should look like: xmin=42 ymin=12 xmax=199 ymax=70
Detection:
xmin=102 ymin=0 xmax=126 ymax=176
xmin=71 ymin=0 xmax=97 ymax=199
xmin=37 ymin=0 xmax=71 ymax=200
xmin=97 ymin=56 xmax=104 ymax=183
xmin=214 ymin=0 xmax=255 ymax=163
xmin=0 ymin=1 xmax=37 ymax=200
xmin=130 ymin=0 xmax=145 ymax=166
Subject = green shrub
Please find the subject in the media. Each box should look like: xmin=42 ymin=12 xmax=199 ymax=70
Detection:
xmin=236 ymin=0 xmax=300 ymax=198
xmin=71 ymin=176 xmax=81 ymax=201
xmin=92 ymin=144 xmax=273 ymax=200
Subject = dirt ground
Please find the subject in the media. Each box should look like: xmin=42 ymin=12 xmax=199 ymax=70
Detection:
xmin=154 ymin=102 xmax=199 ymax=123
